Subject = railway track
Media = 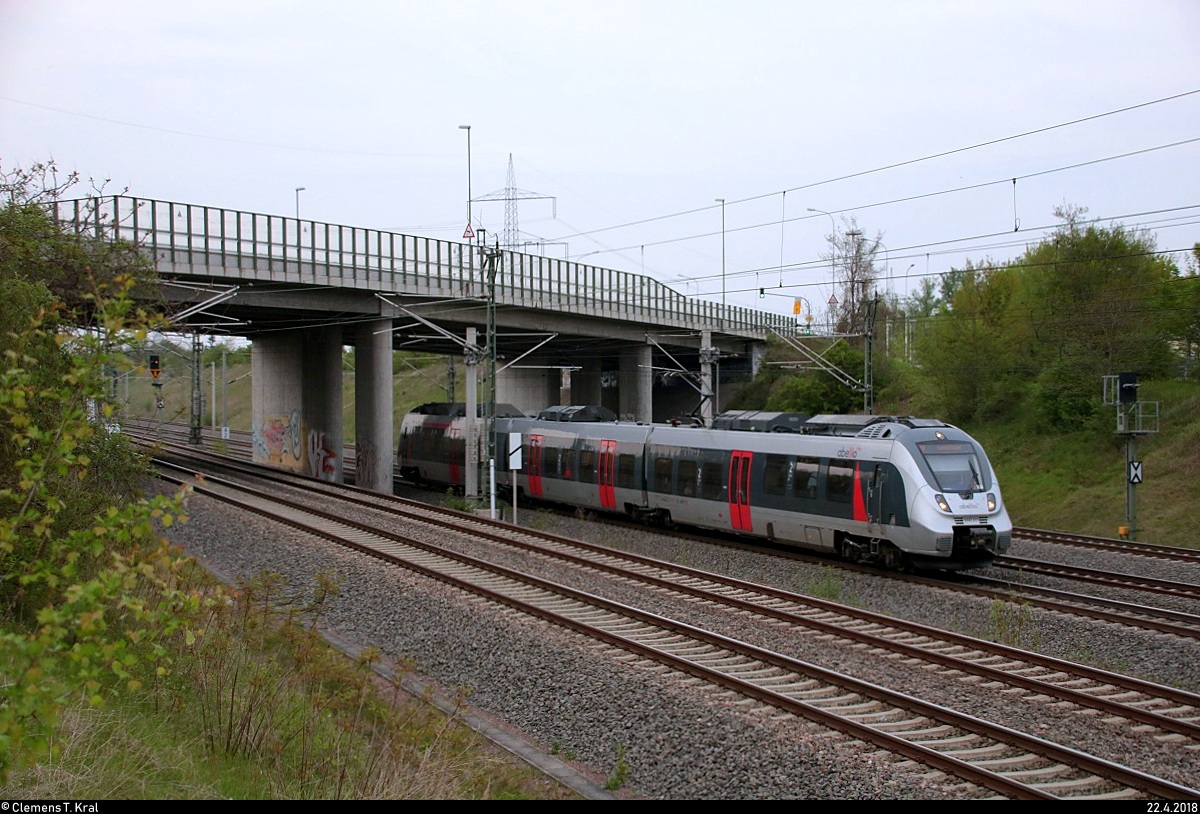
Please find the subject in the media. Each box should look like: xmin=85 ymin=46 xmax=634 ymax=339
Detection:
xmin=990 ymin=556 xmax=1200 ymax=600
xmin=148 ymin=442 xmax=1200 ymax=800
xmin=1013 ymin=527 xmax=1200 ymax=565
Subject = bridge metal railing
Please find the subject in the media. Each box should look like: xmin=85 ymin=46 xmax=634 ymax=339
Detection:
xmin=53 ymin=196 xmax=796 ymax=338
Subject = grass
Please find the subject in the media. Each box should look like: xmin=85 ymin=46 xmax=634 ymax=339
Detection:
xmin=4 ymin=566 xmax=581 ymax=800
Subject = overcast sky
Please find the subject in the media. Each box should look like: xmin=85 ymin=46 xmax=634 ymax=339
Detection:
xmin=2 ymin=0 xmax=1198 ymax=321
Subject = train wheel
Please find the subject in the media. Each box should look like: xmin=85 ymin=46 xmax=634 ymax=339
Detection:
xmin=879 ymin=544 xmax=910 ymax=572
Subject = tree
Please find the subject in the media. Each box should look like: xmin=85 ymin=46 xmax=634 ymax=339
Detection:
xmin=818 ymin=215 xmax=884 ymax=340
xmin=911 ymin=205 xmax=1181 ymax=428
xmin=915 ymin=260 xmax=1030 ymax=423
xmin=1013 ymin=207 xmax=1178 ymax=427
xmin=1164 ymin=243 xmax=1200 ymax=379
xmin=764 ymin=342 xmax=865 ymax=415
xmin=0 ymin=160 xmax=191 ymax=782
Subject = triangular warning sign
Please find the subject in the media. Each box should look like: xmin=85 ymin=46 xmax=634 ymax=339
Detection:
xmin=463 ymin=223 xmax=475 ymax=240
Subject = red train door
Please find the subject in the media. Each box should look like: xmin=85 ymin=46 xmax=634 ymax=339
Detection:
xmin=728 ymin=450 xmax=753 ymax=531
xmin=599 ymin=440 xmax=616 ymax=509
xmin=528 ymin=435 xmax=543 ymax=497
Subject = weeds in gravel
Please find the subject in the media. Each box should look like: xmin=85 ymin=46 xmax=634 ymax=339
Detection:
xmin=801 ymin=566 xmax=858 ymax=606
xmin=443 ymin=489 xmax=481 ymax=514
xmin=527 ymin=508 xmax=554 ymax=531
xmin=605 ymin=744 xmax=629 ymax=791
xmin=548 ymin=740 xmax=577 ymax=761
xmin=987 ymin=597 xmax=1041 ymax=650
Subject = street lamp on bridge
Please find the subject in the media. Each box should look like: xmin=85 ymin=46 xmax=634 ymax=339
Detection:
xmin=808 ymin=207 xmax=837 ymax=325
xmin=459 ymin=125 xmax=473 ymax=232
xmin=715 ymin=198 xmax=726 ymax=307
xmin=295 ymin=187 xmax=305 ymax=219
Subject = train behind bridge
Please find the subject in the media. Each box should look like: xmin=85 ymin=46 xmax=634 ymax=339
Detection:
xmin=398 ymin=403 xmax=1013 ymax=572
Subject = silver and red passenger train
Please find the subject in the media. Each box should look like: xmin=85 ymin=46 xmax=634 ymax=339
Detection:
xmin=398 ymin=403 xmax=1013 ymax=571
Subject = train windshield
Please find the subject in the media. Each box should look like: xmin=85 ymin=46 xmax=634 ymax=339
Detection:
xmin=916 ymin=441 xmax=986 ymax=493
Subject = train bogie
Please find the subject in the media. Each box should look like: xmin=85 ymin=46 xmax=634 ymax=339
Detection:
xmin=398 ymin=406 xmax=1013 ymax=572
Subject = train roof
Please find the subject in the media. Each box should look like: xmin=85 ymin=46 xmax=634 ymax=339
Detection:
xmin=535 ymin=405 xmax=619 ymax=422
xmin=408 ymin=402 xmax=527 ymax=418
xmin=711 ymin=410 xmax=810 ymax=433
xmin=801 ymin=414 xmax=952 ymax=437
xmin=449 ymin=404 xmax=956 ymax=441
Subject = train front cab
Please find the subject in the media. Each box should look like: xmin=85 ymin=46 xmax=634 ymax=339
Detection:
xmin=892 ymin=432 xmax=1013 ymax=570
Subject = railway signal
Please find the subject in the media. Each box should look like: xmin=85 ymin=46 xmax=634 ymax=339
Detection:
xmin=150 ymin=353 xmax=164 ymax=408
xmin=1104 ymin=371 xmax=1160 ymax=541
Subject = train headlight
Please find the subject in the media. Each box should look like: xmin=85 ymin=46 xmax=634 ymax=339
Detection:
xmin=934 ymin=493 xmax=951 ymax=512
xmin=987 ymin=492 xmax=997 ymax=512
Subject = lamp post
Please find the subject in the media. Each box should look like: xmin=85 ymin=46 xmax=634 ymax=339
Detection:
xmin=458 ymin=125 xmax=472 ymax=229
xmin=807 ymin=207 xmax=836 ymax=246
xmin=715 ymin=198 xmax=726 ymax=307
xmin=295 ymin=187 xmax=305 ymax=219
xmin=903 ymin=262 xmax=916 ymax=298
xmin=808 ymin=207 xmax=837 ymax=326
xmin=872 ymin=238 xmax=890 ymax=296
xmin=902 ymin=262 xmax=916 ymax=362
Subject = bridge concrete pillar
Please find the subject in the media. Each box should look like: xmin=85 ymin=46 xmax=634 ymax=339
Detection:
xmin=301 ymin=326 xmax=344 ymax=482
xmin=619 ymin=344 xmax=652 ymax=423
xmin=251 ymin=327 xmax=343 ymax=481
xmin=252 ymin=334 xmax=304 ymax=474
xmin=354 ymin=318 xmax=394 ymax=494
xmin=750 ymin=341 xmax=767 ymax=378
xmin=496 ymin=366 xmax=556 ymax=417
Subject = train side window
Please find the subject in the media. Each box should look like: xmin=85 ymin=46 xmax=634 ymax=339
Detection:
xmin=579 ymin=447 xmax=597 ymax=483
xmin=700 ymin=461 xmax=724 ymax=500
xmin=617 ymin=453 xmax=636 ymax=489
xmin=763 ymin=454 xmax=789 ymax=495
xmin=561 ymin=448 xmax=577 ymax=480
xmin=793 ymin=456 xmax=819 ymax=499
xmin=676 ymin=460 xmax=698 ymax=496
xmin=826 ymin=462 xmax=855 ymax=503
xmin=654 ymin=457 xmax=672 ymax=493
xmin=543 ymin=446 xmax=559 ymax=479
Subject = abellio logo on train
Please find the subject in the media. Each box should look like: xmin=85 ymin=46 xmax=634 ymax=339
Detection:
xmin=836 ymin=446 xmax=863 ymax=459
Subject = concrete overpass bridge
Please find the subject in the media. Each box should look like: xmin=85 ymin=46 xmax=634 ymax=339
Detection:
xmin=55 ymin=196 xmax=798 ymax=494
